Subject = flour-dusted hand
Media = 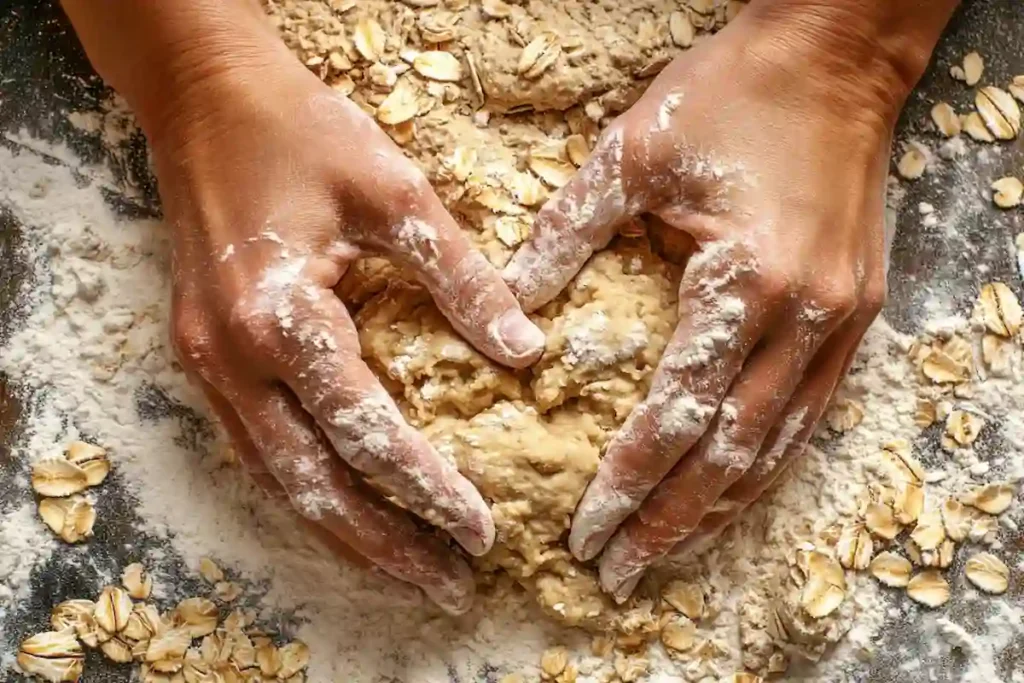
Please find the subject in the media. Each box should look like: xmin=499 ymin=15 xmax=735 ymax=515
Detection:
xmin=503 ymin=0 xmax=957 ymax=601
xmin=61 ymin=1 xmax=545 ymax=614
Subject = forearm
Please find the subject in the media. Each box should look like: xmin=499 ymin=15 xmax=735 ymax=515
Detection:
xmin=60 ymin=0 xmax=288 ymax=137
xmin=741 ymin=0 xmax=959 ymax=121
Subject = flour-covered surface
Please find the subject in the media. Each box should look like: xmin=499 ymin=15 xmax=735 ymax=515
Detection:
xmin=2 ymin=1 xmax=1024 ymax=682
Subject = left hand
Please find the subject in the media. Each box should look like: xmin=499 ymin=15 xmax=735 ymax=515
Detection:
xmin=503 ymin=8 xmax=903 ymax=601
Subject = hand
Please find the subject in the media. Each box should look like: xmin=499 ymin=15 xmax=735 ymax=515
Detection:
xmin=503 ymin=2 xmax=946 ymax=601
xmin=147 ymin=57 xmax=543 ymax=612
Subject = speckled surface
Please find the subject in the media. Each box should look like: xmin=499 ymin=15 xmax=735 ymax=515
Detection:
xmin=1 ymin=1 xmax=1022 ymax=681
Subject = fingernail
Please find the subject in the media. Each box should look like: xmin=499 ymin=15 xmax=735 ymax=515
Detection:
xmin=449 ymin=515 xmax=495 ymax=557
xmin=599 ymin=535 xmax=647 ymax=603
xmin=493 ymin=310 xmax=545 ymax=362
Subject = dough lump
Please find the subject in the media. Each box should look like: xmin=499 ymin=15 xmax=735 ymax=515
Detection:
xmin=357 ymin=245 xmax=680 ymax=627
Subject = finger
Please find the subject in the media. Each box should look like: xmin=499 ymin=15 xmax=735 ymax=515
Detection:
xmin=603 ymin=329 xmax=860 ymax=600
xmin=568 ymin=241 xmax=766 ymax=562
xmin=362 ymin=189 xmax=545 ymax=369
xmin=227 ymin=380 xmax=476 ymax=614
xmin=245 ymin=280 xmax=496 ymax=557
xmin=503 ymin=126 xmax=635 ymax=312
xmin=191 ymin=374 xmax=373 ymax=569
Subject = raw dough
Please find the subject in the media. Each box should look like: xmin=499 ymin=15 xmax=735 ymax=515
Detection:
xmin=357 ymin=246 xmax=679 ymax=627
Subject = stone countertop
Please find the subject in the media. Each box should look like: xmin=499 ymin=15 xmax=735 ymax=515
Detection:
xmin=1 ymin=1 xmax=1022 ymax=681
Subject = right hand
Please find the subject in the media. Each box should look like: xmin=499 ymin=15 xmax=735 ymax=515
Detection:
xmin=148 ymin=53 xmax=545 ymax=613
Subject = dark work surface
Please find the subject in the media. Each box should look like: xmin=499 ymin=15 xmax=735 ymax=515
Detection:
xmin=1 ymin=1 xmax=1023 ymax=682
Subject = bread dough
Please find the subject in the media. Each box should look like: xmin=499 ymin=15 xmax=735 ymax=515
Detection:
xmin=356 ymin=245 xmax=679 ymax=627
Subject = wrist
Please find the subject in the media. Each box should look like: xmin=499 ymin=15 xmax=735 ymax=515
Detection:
xmin=737 ymin=0 xmax=958 ymax=124
xmin=61 ymin=0 xmax=296 ymax=141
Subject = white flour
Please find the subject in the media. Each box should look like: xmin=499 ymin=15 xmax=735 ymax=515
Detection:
xmin=1 ymin=131 xmax=1022 ymax=683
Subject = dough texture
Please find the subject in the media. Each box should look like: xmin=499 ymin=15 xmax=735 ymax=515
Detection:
xmin=357 ymin=246 xmax=680 ymax=627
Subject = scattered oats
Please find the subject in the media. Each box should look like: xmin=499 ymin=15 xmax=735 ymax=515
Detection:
xmin=970 ymin=514 xmax=999 ymax=542
xmin=50 ymin=600 xmax=95 ymax=633
xmin=942 ymin=498 xmax=974 ymax=542
xmin=376 ymin=79 xmax=420 ymax=125
xmin=662 ymin=580 xmax=705 ymax=620
xmin=18 ymin=630 xmax=84 ymax=683
xmin=977 ymin=282 xmax=1023 ymax=337
xmin=962 ymin=481 xmax=1015 ymax=515
xmin=38 ymin=495 xmax=96 ymax=544
xmin=199 ymin=557 xmax=224 ymax=585
xmin=721 ymin=675 xmax=764 ymax=683
xmin=799 ymin=551 xmax=846 ymax=618
xmin=95 ymin=586 xmax=133 ymax=634
xmin=836 ymin=522 xmax=873 ymax=570
xmin=992 ymin=176 xmax=1024 ymax=208
xmin=910 ymin=508 xmax=946 ymax=551
xmin=507 ymin=173 xmax=548 ymax=207
xmin=869 ymin=552 xmax=912 ymax=588
xmin=896 ymin=145 xmax=928 ymax=180
xmin=31 ymin=458 xmax=89 ymax=497
xmin=982 ymin=333 xmax=1015 ymax=375
xmin=882 ymin=439 xmax=926 ymax=485
xmin=965 ymin=552 xmax=1010 ymax=594
xmin=943 ymin=409 xmax=986 ymax=449
xmin=962 ymin=51 xmax=985 ymax=86
xmin=565 ymin=134 xmax=590 ymax=167
xmin=864 ymin=502 xmax=901 ymax=540
xmin=934 ymin=538 xmax=956 ymax=570
xmin=930 ymin=102 xmax=961 ymax=137
xmin=495 ymin=216 xmax=532 ymax=247
xmin=826 ymin=398 xmax=865 ymax=433
xmin=145 ymin=628 xmax=191 ymax=664
xmin=122 ymin=563 xmax=153 ymax=600
xmin=499 ymin=675 xmax=525 ymax=683
xmin=528 ymin=155 xmax=577 ymax=188
xmin=894 ymin=483 xmax=925 ymax=525
xmin=669 ymin=11 xmax=695 ymax=48
xmin=65 ymin=441 xmax=110 ymax=486
xmin=976 ymin=86 xmax=1021 ymax=140
xmin=100 ymin=636 xmax=133 ymax=664
xmin=914 ymin=398 xmax=937 ymax=429
xmin=962 ymin=112 xmax=996 ymax=142
xmin=480 ymin=0 xmax=512 ymax=19
xmin=1010 ymin=75 xmax=1024 ymax=103
xmin=72 ymin=611 xmax=104 ymax=649
xmin=518 ymin=32 xmax=561 ymax=80
xmin=613 ymin=651 xmax=649 ymax=683
xmin=906 ymin=571 xmax=950 ymax=608
xmin=353 ymin=18 xmax=386 ymax=62
xmin=257 ymin=642 xmax=283 ymax=677
xmin=214 ymin=581 xmax=243 ymax=603
xmin=122 ymin=604 xmax=161 ymax=642
xmin=278 ymin=641 xmax=310 ymax=679
xmin=177 ymin=598 xmax=219 ymax=638
xmin=660 ymin=616 xmax=697 ymax=652
xmin=413 ymin=51 xmax=463 ymax=82
xmin=540 ymin=646 xmax=568 ymax=678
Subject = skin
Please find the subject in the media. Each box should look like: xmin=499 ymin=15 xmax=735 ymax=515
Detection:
xmin=61 ymin=0 xmax=546 ymax=614
xmin=504 ymin=0 xmax=961 ymax=601
xmin=60 ymin=0 xmax=960 ymax=610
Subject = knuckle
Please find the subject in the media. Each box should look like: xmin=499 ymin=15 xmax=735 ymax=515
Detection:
xmin=226 ymin=298 xmax=282 ymax=357
xmin=812 ymin=283 xmax=859 ymax=320
xmin=754 ymin=266 xmax=796 ymax=307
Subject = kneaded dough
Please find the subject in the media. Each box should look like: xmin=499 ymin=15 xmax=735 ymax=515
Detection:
xmin=357 ymin=245 xmax=680 ymax=627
